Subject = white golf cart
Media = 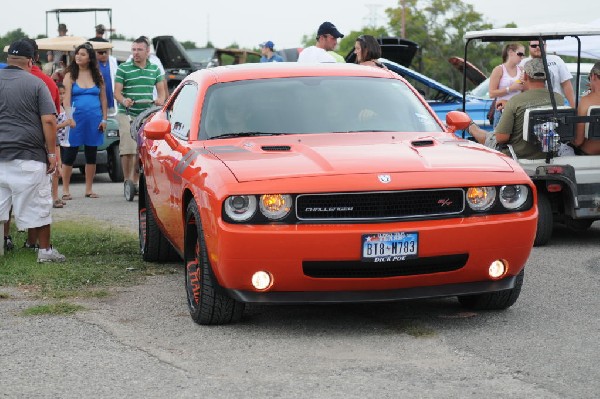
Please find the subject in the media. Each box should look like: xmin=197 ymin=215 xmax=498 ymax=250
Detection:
xmin=462 ymin=24 xmax=600 ymax=246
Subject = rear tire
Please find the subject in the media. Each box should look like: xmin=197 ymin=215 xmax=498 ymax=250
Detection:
xmin=458 ymin=269 xmax=524 ymax=310
xmin=138 ymin=178 xmax=179 ymax=262
xmin=184 ymin=200 xmax=244 ymax=325
xmin=534 ymin=192 xmax=553 ymax=247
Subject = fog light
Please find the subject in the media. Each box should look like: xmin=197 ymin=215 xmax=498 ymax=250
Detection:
xmin=251 ymin=271 xmax=272 ymax=290
xmin=488 ymin=260 xmax=507 ymax=279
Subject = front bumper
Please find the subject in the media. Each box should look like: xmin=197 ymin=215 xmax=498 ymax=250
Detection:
xmin=206 ymin=210 xmax=537 ymax=298
xmin=227 ymin=275 xmax=516 ymax=304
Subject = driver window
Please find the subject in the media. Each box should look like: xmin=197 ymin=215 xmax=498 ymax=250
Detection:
xmin=168 ymin=83 xmax=198 ymax=140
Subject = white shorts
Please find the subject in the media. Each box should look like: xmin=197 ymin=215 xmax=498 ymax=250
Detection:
xmin=0 ymin=160 xmax=52 ymax=229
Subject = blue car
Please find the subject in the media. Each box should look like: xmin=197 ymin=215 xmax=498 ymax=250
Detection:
xmin=382 ymin=59 xmax=494 ymax=134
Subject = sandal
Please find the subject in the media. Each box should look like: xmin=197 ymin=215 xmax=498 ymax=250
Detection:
xmin=53 ymin=199 xmax=64 ymax=208
xmin=62 ymin=194 xmax=72 ymax=200
xmin=85 ymin=193 xmax=99 ymax=198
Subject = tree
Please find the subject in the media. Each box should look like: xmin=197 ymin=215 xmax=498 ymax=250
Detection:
xmin=385 ymin=0 xmax=512 ymax=90
xmin=180 ymin=40 xmax=197 ymax=50
xmin=0 ymin=29 xmax=28 ymax=62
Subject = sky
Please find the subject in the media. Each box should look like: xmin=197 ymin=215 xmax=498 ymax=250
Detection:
xmin=0 ymin=0 xmax=596 ymax=50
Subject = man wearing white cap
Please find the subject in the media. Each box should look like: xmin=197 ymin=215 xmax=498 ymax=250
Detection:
xmin=297 ymin=21 xmax=344 ymax=63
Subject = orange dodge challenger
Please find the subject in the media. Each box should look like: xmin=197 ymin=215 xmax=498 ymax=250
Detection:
xmin=137 ymin=63 xmax=537 ymax=325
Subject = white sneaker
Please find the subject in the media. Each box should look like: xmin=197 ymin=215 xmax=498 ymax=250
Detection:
xmin=37 ymin=247 xmax=66 ymax=263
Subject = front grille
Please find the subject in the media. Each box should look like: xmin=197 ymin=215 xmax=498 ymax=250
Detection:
xmin=303 ymin=254 xmax=468 ymax=278
xmin=296 ymin=189 xmax=464 ymax=221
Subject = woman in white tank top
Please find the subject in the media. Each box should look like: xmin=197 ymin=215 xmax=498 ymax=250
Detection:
xmin=489 ymin=43 xmax=525 ymax=127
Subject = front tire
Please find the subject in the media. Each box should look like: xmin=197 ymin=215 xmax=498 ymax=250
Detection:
xmin=184 ymin=200 xmax=244 ymax=325
xmin=458 ymin=269 xmax=524 ymax=310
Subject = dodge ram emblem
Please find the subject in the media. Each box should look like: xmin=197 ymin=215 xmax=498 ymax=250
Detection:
xmin=378 ymin=174 xmax=391 ymax=184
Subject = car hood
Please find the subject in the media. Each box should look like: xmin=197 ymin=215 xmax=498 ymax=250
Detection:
xmin=206 ymin=134 xmax=514 ymax=182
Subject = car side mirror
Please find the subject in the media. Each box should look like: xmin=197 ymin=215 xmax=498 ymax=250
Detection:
xmin=144 ymin=119 xmax=171 ymax=140
xmin=445 ymin=111 xmax=471 ymax=133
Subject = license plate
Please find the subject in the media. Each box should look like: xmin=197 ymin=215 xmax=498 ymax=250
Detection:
xmin=361 ymin=232 xmax=418 ymax=262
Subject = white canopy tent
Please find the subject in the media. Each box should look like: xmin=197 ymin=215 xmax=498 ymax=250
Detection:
xmin=546 ymin=19 xmax=600 ymax=60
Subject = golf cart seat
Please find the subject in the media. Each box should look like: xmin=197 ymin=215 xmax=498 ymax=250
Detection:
xmin=522 ymin=106 xmax=576 ymax=150
xmin=585 ymin=105 xmax=600 ymax=139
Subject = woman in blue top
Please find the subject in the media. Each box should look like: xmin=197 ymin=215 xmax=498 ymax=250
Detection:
xmin=62 ymin=42 xmax=107 ymax=199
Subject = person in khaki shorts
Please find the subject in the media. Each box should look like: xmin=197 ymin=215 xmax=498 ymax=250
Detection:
xmin=114 ymin=36 xmax=166 ymax=191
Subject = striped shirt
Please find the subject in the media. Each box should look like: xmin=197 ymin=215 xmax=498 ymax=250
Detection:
xmin=115 ymin=60 xmax=164 ymax=117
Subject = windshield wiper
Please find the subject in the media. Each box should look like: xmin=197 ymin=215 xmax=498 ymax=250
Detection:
xmin=209 ymin=132 xmax=286 ymax=139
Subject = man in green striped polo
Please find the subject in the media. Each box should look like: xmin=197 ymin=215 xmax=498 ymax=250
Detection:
xmin=114 ymin=36 xmax=166 ymax=190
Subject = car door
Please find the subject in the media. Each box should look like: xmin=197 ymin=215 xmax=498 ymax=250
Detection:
xmin=147 ymin=82 xmax=199 ymax=245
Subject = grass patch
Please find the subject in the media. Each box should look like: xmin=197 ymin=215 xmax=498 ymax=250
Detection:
xmin=21 ymin=302 xmax=85 ymax=316
xmin=0 ymin=292 xmax=10 ymax=299
xmin=405 ymin=323 xmax=437 ymax=338
xmin=0 ymin=219 xmax=177 ymax=298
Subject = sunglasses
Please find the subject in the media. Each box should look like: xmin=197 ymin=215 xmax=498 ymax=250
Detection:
xmin=516 ymin=51 xmax=525 ymax=57
xmin=96 ymin=50 xmax=107 ymax=55
xmin=529 ymin=44 xmax=543 ymax=48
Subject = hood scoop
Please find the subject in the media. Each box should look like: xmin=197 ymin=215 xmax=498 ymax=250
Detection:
xmin=261 ymin=145 xmax=291 ymax=152
xmin=411 ymin=139 xmax=435 ymax=147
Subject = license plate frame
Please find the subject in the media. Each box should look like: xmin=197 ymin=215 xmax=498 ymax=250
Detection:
xmin=361 ymin=232 xmax=418 ymax=262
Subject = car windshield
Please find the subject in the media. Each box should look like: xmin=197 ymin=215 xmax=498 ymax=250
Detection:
xmin=187 ymin=48 xmax=216 ymax=64
xmin=469 ymin=78 xmax=490 ymax=99
xmin=200 ymin=76 xmax=442 ymax=138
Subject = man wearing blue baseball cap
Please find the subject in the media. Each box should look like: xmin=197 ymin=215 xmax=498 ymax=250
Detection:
xmin=259 ymin=41 xmax=283 ymax=63
xmin=297 ymin=21 xmax=344 ymax=63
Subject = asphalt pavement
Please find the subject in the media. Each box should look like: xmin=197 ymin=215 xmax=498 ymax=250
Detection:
xmin=1 ymin=172 xmax=599 ymax=398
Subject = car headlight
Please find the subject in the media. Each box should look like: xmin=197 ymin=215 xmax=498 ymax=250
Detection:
xmin=224 ymin=195 xmax=257 ymax=222
xmin=499 ymin=185 xmax=529 ymax=210
xmin=466 ymin=186 xmax=497 ymax=211
xmin=259 ymin=194 xmax=292 ymax=220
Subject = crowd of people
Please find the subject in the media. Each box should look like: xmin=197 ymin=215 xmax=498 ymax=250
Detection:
xmin=0 ymin=24 xmax=165 ymax=260
xmin=2 ymin=21 xmax=600 ymax=260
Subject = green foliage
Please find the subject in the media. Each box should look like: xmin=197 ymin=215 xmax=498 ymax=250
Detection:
xmin=180 ymin=40 xmax=197 ymax=49
xmin=21 ymin=302 xmax=85 ymax=316
xmin=384 ymin=0 xmax=522 ymax=90
xmin=0 ymin=29 xmax=28 ymax=62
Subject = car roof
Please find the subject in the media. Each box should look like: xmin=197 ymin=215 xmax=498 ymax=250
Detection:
xmin=186 ymin=62 xmax=398 ymax=83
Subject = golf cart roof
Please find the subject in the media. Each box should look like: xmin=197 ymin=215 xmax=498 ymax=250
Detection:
xmin=45 ymin=7 xmax=112 ymax=38
xmin=2 ymin=36 xmax=112 ymax=53
xmin=47 ymin=7 xmax=112 ymax=13
xmin=465 ymin=23 xmax=600 ymax=42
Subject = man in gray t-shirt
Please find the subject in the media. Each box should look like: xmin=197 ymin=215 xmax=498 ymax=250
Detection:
xmin=0 ymin=39 xmax=65 ymax=262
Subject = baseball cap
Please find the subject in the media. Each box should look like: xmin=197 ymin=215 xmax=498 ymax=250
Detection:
xmin=95 ymin=24 xmax=106 ymax=34
xmin=523 ymin=58 xmax=547 ymax=80
xmin=317 ymin=22 xmax=344 ymax=38
xmin=259 ymin=41 xmax=274 ymax=50
xmin=7 ymin=39 xmax=34 ymax=59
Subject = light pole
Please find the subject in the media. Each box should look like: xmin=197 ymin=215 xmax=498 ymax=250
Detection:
xmin=401 ymin=0 xmax=406 ymax=38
